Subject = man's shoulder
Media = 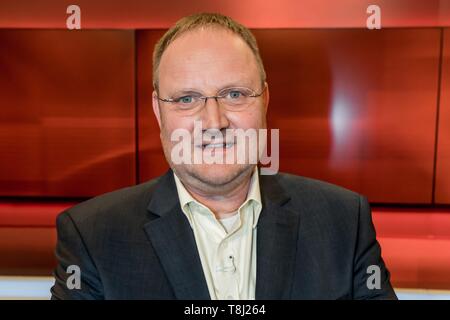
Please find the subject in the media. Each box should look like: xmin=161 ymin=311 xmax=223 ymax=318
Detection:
xmin=270 ymin=173 xmax=365 ymax=240
xmin=269 ymin=172 xmax=363 ymax=215
xmin=57 ymin=176 xmax=162 ymax=227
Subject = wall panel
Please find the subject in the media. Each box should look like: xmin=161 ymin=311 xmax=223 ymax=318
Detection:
xmin=435 ymin=28 xmax=450 ymax=203
xmin=0 ymin=30 xmax=136 ymax=197
xmin=254 ymin=28 xmax=440 ymax=203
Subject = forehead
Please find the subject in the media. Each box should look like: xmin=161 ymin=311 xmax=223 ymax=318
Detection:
xmin=158 ymin=27 xmax=260 ymax=90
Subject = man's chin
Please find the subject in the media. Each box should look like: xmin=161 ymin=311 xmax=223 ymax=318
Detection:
xmin=186 ymin=163 xmax=252 ymax=187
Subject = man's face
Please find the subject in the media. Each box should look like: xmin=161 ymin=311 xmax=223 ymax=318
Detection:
xmin=152 ymin=26 xmax=269 ymax=189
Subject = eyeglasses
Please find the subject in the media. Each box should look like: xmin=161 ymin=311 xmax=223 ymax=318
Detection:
xmin=157 ymin=84 xmax=266 ymax=111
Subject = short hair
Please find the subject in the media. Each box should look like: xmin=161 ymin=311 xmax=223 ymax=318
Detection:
xmin=152 ymin=12 xmax=266 ymax=90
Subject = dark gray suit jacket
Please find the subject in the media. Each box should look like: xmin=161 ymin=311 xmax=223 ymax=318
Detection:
xmin=51 ymin=170 xmax=397 ymax=300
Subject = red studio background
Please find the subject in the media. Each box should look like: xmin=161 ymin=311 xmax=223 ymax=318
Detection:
xmin=0 ymin=0 xmax=450 ymax=294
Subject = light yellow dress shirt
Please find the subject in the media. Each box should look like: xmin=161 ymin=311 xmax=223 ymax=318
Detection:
xmin=173 ymin=167 xmax=262 ymax=300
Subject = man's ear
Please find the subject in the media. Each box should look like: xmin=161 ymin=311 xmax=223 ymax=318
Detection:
xmin=263 ymin=82 xmax=269 ymax=114
xmin=152 ymin=90 xmax=162 ymax=129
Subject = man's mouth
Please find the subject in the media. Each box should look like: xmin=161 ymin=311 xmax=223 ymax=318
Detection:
xmin=201 ymin=142 xmax=235 ymax=150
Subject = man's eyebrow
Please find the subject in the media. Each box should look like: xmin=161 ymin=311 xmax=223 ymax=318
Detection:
xmin=169 ymin=81 xmax=257 ymax=96
xmin=169 ymin=89 xmax=202 ymax=96
xmin=220 ymin=81 xmax=255 ymax=89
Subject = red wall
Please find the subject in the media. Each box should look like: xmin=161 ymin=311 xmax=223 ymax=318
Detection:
xmin=0 ymin=30 xmax=136 ymax=197
xmin=0 ymin=0 xmax=449 ymax=29
xmin=256 ymin=28 xmax=441 ymax=203
xmin=436 ymin=28 xmax=450 ymax=204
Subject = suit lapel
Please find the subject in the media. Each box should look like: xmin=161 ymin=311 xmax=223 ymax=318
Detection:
xmin=255 ymin=174 xmax=301 ymax=299
xmin=143 ymin=170 xmax=210 ymax=300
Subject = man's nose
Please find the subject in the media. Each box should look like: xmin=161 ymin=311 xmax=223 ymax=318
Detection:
xmin=201 ymin=97 xmax=230 ymax=130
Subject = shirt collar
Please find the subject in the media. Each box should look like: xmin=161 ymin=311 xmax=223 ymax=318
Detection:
xmin=173 ymin=166 xmax=262 ymax=228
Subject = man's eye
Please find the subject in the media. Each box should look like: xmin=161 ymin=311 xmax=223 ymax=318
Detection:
xmin=228 ymin=90 xmax=243 ymax=99
xmin=176 ymin=96 xmax=193 ymax=104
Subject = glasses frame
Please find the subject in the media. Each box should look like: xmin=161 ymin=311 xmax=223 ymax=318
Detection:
xmin=156 ymin=83 xmax=267 ymax=109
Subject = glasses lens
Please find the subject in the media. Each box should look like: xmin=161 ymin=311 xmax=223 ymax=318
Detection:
xmin=220 ymin=87 xmax=255 ymax=106
xmin=173 ymin=94 xmax=201 ymax=109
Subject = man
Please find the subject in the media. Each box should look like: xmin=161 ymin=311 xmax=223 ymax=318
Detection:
xmin=51 ymin=12 xmax=397 ymax=300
